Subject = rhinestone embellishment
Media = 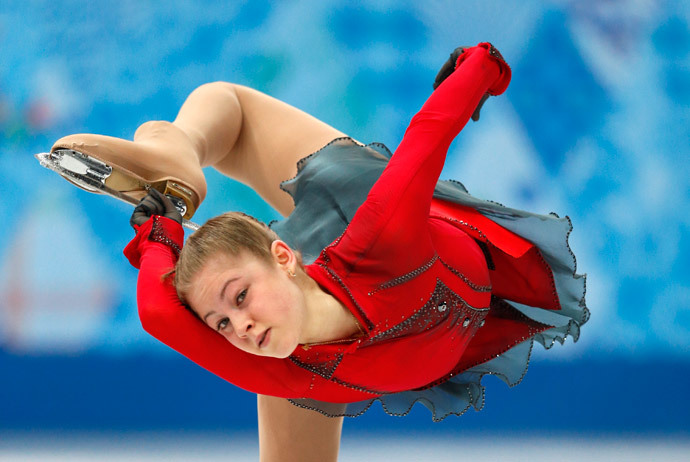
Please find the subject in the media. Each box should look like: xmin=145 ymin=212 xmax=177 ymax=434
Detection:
xmin=488 ymin=44 xmax=506 ymax=63
xmin=363 ymin=279 xmax=488 ymax=347
xmin=369 ymin=255 xmax=438 ymax=295
xmin=439 ymin=258 xmax=492 ymax=292
xmin=148 ymin=215 xmax=181 ymax=257
xmin=317 ymin=263 xmax=375 ymax=331
xmin=462 ymin=318 xmax=471 ymax=328
xmin=289 ymin=353 xmax=344 ymax=380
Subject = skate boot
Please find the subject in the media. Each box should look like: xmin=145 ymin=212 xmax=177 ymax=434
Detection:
xmin=37 ymin=121 xmax=206 ymax=230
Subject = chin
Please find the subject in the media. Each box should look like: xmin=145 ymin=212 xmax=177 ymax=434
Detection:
xmin=270 ymin=340 xmax=299 ymax=359
xmin=272 ymin=344 xmax=297 ymax=359
xmin=272 ymin=351 xmax=293 ymax=359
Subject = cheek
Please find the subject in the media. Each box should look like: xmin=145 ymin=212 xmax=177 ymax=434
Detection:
xmin=226 ymin=334 xmax=256 ymax=353
xmin=277 ymin=284 xmax=304 ymax=323
xmin=262 ymin=279 xmax=299 ymax=314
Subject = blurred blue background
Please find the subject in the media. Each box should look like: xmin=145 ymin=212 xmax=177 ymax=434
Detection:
xmin=1 ymin=0 xmax=689 ymax=454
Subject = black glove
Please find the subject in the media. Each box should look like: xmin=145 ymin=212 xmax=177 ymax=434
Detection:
xmin=432 ymin=46 xmax=491 ymax=122
xmin=130 ymin=188 xmax=183 ymax=229
xmin=433 ymin=46 xmax=467 ymax=91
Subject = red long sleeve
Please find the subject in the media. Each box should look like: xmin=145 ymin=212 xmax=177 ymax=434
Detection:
xmin=330 ymin=44 xmax=510 ymax=283
xmin=123 ymin=44 xmax=523 ymax=402
xmin=292 ymin=44 xmax=513 ymax=397
xmin=124 ymin=216 xmax=311 ymax=397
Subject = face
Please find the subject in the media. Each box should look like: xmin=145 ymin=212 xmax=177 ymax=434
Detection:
xmin=186 ymin=243 xmax=305 ymax=359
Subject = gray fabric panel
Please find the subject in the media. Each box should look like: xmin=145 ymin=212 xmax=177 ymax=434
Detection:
xmin=270 ymin=138 xmax=588 ymax=421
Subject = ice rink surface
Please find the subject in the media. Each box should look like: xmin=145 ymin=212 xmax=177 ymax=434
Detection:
xmin=1 ymin=434 xmax=689 ymax=462
xmin=1 ymin=3 xmax=689 ymax=461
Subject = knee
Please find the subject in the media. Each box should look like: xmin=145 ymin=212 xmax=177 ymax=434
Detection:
xmin=191 ymin=81 xmax=237 ymax=98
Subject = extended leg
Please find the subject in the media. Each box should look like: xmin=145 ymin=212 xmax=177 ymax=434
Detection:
xmin=51 ymin=82 xmax=347 ymax=219
xmin=171 ymin=82 xmax=347 ymax=216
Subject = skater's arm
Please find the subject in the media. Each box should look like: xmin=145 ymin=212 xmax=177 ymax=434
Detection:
xmin=258 ymin=394 xmax=343 ymax=462
xmin=330 ymin=44 xmax=510 ymax=269
xmin=124 ymin=216 xmax=304 ymax=397
xmin=125 ymin=200 xmax=386 ymax=403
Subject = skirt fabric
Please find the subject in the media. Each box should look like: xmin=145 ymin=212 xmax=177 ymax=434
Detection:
xmin=270 ymin=137 xmax=589 ymax=421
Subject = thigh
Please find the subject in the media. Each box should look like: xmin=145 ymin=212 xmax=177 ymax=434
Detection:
xmin=219 ymin=85 xmax=348 ymax=217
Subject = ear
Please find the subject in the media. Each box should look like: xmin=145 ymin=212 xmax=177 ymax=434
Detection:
xmin=270 ymin=240 xmax=296 ymax=271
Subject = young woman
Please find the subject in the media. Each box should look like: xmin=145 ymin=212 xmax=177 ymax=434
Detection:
xmin=49 ymin=43 xmax=588 ymax=461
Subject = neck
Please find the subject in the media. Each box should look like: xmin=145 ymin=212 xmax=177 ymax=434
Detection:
xmin=297 ymin=271 xmax=362 ymax=344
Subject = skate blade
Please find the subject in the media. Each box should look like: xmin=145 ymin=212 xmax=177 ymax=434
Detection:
xmin=36 ymin=150 xmax=200 ymax=231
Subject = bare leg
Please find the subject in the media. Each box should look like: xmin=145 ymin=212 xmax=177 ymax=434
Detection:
xmin=52 ymin=82 xmax=345 ymax=218
xmin=257 ymin=394 xmax=342 ymax=462
xmin=172 ymin=82 xmax=347 ymax=217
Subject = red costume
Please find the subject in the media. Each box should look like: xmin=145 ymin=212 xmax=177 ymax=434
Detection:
xmin=124 ymin=44 xmax=588 ymax=419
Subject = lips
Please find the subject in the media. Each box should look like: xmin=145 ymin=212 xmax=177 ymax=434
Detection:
xmin=258 ymin=328 xmax=270 ymax=348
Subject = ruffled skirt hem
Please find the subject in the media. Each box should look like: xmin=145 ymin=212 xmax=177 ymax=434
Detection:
xmin=272 ymin=138 xmax=588 ymax=421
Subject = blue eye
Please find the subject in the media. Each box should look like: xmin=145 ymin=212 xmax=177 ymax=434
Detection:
xmin=217 ymin=317 xmax=230 ymax=331
xmin=236 ymin=289 xmax=247 ymax=305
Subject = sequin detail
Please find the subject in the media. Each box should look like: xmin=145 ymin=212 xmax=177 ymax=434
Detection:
xmin=443 ymin=217 xmax=490 ymax=242
xmin=330 ymin=376 xmax=388 ymax=395
xmin=287 ymin=399 xmax=351 ymax=416
xmin=148 ymin=215 xmax=181 ymax=257
xmin=488 ymin=44 xmax=506 ymax=64
xmin=273 ymin=138 xmax=588 ymax=423
xmin=289 ymin=353 xmax=343 ymax=380
xmin=533 ymin=245 xmax=561 ymax=310
xmin=418 ymin=297 xmax=551 ymax=391
xmin=288 ymin=279 xmax=490 ymax=395
xmin=363 ymin=279 xmax=488 ymax=347
xmin=279 ymin=137 xmax=393 ymax=196
xmin=317 ymin=262 xmax=374 ymax=331
xmin=288 ymin=389 xmax=474 ymax=422
xmin=439 ymin=258 xmax=492 ymax=292
xmin=441 ymin=218 xmax=561 ymax=309
xmin=368 ymin=255 xmax=438 ymax=296
xmin=319 ymin=229 xmax=346 ymax=264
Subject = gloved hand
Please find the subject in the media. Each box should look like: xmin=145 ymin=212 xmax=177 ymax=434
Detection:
xmin=433 ymin=46 xmax=467 ymax=91
xmin=432 ymin=45 xmax=495 ymax=122
xmin=130 ymin=188 xmax=183 ymax=229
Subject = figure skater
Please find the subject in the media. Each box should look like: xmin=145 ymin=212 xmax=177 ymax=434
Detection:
xmin=47 ymin=43 xmax=588 ymax=462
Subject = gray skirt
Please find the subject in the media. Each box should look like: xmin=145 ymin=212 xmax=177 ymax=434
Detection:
xmin=270 ymin=138 xmax=588 ymax=421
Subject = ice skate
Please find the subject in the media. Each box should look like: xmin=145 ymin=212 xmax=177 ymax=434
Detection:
xmin=35 ymin=149 xmax=199 ymax=230
xmin=36 ymin=121 xmax=207 ymax=230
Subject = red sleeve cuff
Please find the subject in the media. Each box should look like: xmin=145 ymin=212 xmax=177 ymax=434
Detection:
xmin=454 ymin=43 xmax=511 ymax=96
xmin=123 ymin=216 xmax=184 ymax=269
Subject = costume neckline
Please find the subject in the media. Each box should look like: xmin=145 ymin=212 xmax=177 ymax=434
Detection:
xmin=305 ymin=262 xmax=373 ymax=334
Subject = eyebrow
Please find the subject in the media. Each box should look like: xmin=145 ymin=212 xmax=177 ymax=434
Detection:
xmin=220 ymin=277 xmax=241 ymax=302
xmin=203 ymin=277 xmax=241 ymax=323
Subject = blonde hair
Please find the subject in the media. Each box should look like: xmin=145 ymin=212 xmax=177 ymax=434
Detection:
xmin=173 ymin=212 xmax=281 ymax=306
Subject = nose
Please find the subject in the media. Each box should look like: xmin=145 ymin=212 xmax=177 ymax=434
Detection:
xmin=229 ymin=311 xmax=254 ymax=339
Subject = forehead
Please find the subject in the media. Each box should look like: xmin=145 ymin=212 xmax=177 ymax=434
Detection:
xmin=199 ymin=251 xmax=245 ymax=274
xmin=194 ymin=250 xmax=266 ymax=282
xmin=186 ymin=252 xmax=246 ymax=311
